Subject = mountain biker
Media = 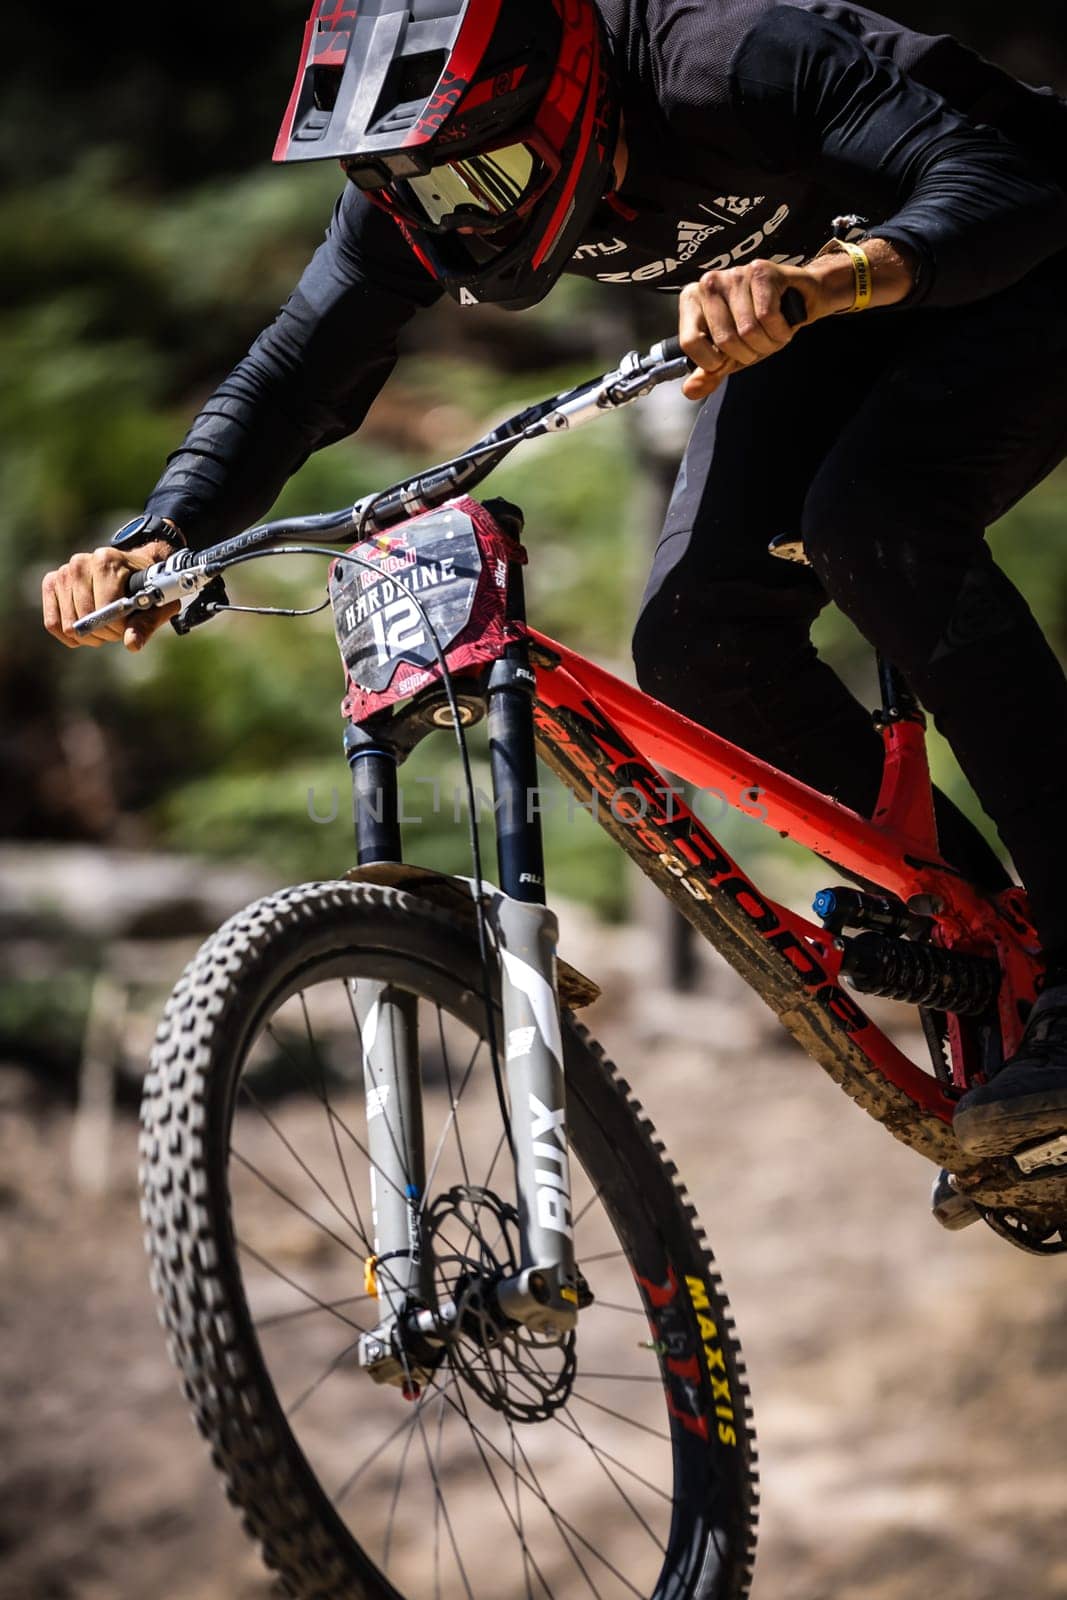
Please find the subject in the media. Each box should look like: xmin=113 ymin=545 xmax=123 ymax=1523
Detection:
xmin=41 ymin=0 xmax=1067 ymax=1163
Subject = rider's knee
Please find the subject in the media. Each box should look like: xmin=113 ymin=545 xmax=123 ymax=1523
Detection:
xmin=800 ymin=476 xmax=921 ymax=640
xmin=632 ymin=593 xmax=746 ymax=703
xmin=800 ymin=478 xmax=872 ymax=595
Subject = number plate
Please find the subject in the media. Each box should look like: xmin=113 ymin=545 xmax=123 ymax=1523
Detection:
xmin=329 ymin=498 xmax=523 ymax=726
xmin=332 ymin=506 xmax=482 ymax=695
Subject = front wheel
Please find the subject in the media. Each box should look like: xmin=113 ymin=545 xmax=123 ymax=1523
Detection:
xmin=140 ymin=881 xmax=758 ymax=1600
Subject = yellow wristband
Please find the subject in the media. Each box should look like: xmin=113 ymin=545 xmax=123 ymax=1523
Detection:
xmin=815 ymin=237 xmax=874 ymax=312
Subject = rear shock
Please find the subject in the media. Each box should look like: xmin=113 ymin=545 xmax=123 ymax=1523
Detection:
xmin=839 ymin=931 xmax=1000 ymax=1017
xmin=814 ymin=887 xmax=1001 ymax=1017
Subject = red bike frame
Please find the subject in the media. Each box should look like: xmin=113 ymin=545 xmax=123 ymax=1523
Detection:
xmin=527 ymin=627 xmax=1042 ymax=1208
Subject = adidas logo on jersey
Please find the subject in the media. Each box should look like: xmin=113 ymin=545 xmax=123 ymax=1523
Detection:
xmin=677 ymin=220 xmax=724 ymax=262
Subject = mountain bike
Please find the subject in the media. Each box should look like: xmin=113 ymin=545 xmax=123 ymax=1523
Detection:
xmin=77 ymin=328 xmax=1067 ymax=1600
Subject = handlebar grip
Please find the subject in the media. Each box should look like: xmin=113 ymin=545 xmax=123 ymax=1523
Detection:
xmin=71 ymin=565 xmax=157 ymax=639
xmin=659 ymin=287 xmax=806 ymax=371
xmin=781 ymin=287 xmax=808 ymax=327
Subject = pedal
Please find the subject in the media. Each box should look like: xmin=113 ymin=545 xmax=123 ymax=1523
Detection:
xmin=930 ymin=1168 xmax=981 ymax=1231
xmin=1013 ymin=1132 xmax=1067 ymax=1176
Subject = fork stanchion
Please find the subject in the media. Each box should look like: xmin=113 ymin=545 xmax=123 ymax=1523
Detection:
xmin=487 ymin=565 xmax=546 ymax=906
xmin=345 ymin=726 xmax=403 ymax=866
xmin=488 ymin=656 xmax=546 ymax=904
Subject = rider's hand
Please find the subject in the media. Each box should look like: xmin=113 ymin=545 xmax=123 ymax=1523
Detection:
xmin=42 ymin=538 xmax=181 ymax=652
xmin=678 ymin=258 xmax=832 ymax=402
xmin=679 ymin=242 xmax=917 ymax=401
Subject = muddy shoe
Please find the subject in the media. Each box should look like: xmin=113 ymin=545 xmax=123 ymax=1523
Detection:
xmin=955 ymin=985 xmax=1067 ymax=1161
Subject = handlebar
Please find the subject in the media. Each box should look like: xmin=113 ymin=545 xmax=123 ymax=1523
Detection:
xmin=74 ymin=299 xmax=810 ymax=641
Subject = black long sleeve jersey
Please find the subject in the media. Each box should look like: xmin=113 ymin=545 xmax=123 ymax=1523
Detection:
xmin=147 ymin=0 xmax=1067 ymax=546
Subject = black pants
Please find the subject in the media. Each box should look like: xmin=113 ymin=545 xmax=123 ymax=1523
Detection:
xmin=633 ymin=253 xmax=1067 ymax=952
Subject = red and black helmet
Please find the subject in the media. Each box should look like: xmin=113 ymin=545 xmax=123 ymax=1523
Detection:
xmin=274 ymin=0 xmax=619 ymax=310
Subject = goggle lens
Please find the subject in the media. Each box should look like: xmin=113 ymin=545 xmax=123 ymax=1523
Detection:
xmin=346 ymin=142 xmax=547 ymax=232
xmin=401 ymin=144 xmax=538 ymax=225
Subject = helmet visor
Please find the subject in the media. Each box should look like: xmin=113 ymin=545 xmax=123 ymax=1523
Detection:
xmin=346 ymin=139 xmax=555 ymax=234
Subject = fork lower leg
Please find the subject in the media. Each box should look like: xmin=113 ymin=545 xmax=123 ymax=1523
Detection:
xmin=487 ymin=641 xmax=578 ymax=1335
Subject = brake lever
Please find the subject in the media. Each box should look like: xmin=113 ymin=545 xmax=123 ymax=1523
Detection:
xmin=170 ymin=575 xmax=230 ymax=635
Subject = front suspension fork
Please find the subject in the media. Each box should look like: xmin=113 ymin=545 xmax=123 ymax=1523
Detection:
xmin=484 ymin=610 xmax=577 ymax=1337
xmin=344 ymin=608 xmax=579 ymax=1381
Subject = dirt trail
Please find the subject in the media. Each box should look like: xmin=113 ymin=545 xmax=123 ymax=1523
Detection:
xmin=3 ymin=903 xmax=1067 ymax=1600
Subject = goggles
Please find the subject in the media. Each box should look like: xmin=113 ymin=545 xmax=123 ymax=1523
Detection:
xmin=344 ymin=133 xmax=559 ymax=235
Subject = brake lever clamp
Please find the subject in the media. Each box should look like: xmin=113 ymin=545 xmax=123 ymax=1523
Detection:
xmin=170 ymin=575 xmax=230 ymax=636
xmin=602 ymin=348 xmax=689 ymax=408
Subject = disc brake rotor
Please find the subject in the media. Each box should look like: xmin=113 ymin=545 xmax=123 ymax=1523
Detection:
xmin=426 ymin=1185 xmax=576 ymax=1423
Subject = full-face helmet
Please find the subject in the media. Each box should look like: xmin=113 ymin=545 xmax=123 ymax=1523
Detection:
xmin=275 ymin=0 xmax=619 ymax=309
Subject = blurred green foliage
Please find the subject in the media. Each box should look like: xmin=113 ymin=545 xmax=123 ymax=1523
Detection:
xmin=0 ymin=140 xmax=638 ymax=902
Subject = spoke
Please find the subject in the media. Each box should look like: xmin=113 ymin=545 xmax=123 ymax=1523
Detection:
xmin=504 ymin=1420 xmax=645 ymax=1600
xmin=333 ymin=1369 xmax=460 ymax=1506
xmin=482 ymin=1128 xmax=508 ymax=1195
xmin=578 ymin=1372 xmax=667 ymax=1383
xmin=239 ymin=1076 xmax=369 ymax=1251
xmin=571 ymin=1182 xmax=605 ymax=1231
xmin=412 ymin=1400 xmax=476 ymax=1600
xmin=263 ymin=1019 xmax=414 ymax=1213
xmin=451 ymin=1379 xmax=555 ymax=1600
xmin=237 ymin=1238 xmax=369 ymax=1335
xmin=588 ymin=1300 xmax=649 ymax=1318
xmin=310 ymin=990 xmax=371 ymax=1248
xmin=548 ymin=1409 xmax=673 ymax=1504
xmin=254 ymin=1293 xmax=374 ymax=1333
xmin=570 ymin=1391 xmax=671 ymax=1442
xmin=521 ymin=1347 xmax=670 ymax=1548
xmin=455 ymin=1184 xmax=514 ymax=1276
xmin=442 ymin=1392 xmax=645 ymax=1600
xmin=231 ymin=1150 xmax=367 ymax=1266
xmin=383 ymin=1407 xmax=420 ymax=1571
xmin=458 ymin=1196 xmax=514 ymax=1275
xmin=287 ymin=1336 xmax=362 ymax=1419
xmin=443 ymin=1392 xmax=600 ymax=1600
xmin=432 ymin=1387 xmax=447 ymax=1600
xmin=578 ymin=1249 xmax=627 ymax=1265
xmin=421 ymin=1015 xmax=481 ymax=1207
xmin=509 ymin=1407 xmax=536 ymax=1600
xmin=546 ymin=1391 xmax=666 ymax=1554
xmin=431 ymin=1225 xmax=478 ymax=1264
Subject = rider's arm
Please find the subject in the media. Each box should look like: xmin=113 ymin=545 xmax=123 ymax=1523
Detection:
xmin=672 ymin=6 xmax=1067 ymax=394
xmin=144 ymin=186 xmax=442 ymax=548
xmin=42 ymin=188 xmax=440 ymax=650
xmin=721 ymin=6 xmax=1067 ymax=308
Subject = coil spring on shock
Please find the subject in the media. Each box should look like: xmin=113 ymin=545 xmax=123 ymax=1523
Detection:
xmin=840 ymin=931 xmax=1000 ymax=1017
